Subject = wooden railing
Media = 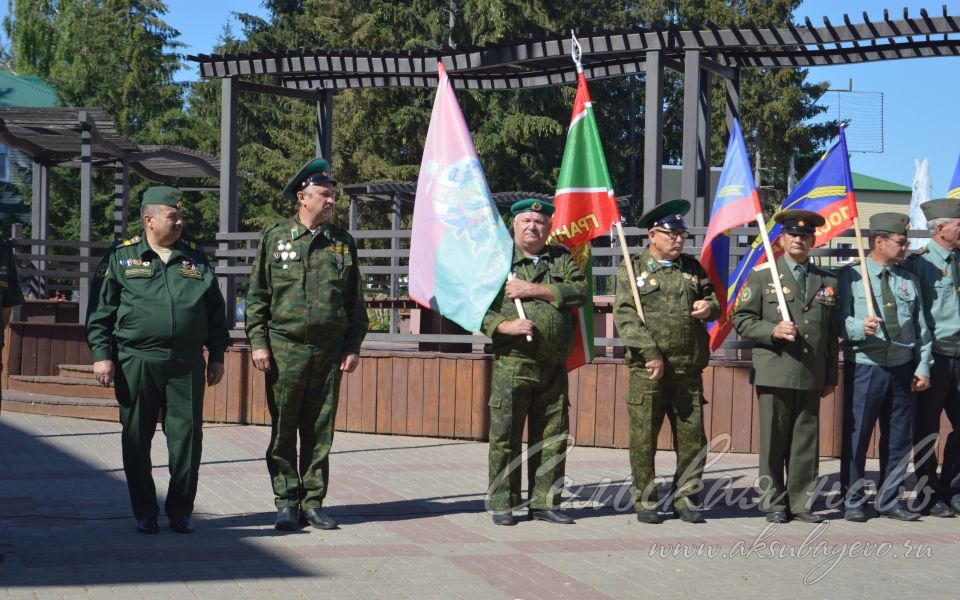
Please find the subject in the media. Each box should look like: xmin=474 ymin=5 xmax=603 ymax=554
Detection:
xmin=7 ymin=225 xmax=934 ymax=354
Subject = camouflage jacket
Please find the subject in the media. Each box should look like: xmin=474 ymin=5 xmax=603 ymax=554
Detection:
xmin=482 ymin=244 xmax=586 ymax=363
xmin=85 ymin=236 xmax=230 ymax=363
xmin=613 ymin=249 xmax=720 ymax=373
xmin=245 ymin=217 xmax=368 ymax=353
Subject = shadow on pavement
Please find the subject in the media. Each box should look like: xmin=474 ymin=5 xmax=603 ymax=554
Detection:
xmin=0 ymin=417 xmax=319 ymax=587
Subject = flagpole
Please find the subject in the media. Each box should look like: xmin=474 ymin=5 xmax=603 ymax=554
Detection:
xmin=755 ymin=211 xmax=791 ymax=320
xmin=507 ymin=273 xmax=534 ymax=342
xmin=570 ymin=31 xmax=645 ymax=322
xmin=851 ymin=216 xmax=876 ymax=319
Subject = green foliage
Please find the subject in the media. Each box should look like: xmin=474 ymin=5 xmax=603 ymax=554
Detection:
xmin=2 ymin=0 xmax=839 ymax=244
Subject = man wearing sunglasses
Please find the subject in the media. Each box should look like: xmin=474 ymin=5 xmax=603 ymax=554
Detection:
xmin=837 ymin=212 xmax=931 ymax=522
xmin=733 ymin=209 xmax=839 ymax=524
xmin=614 ymin=198 xmax=719 ymax=524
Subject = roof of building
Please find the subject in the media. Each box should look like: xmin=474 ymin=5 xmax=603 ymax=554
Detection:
xmin=0 ymin=71 xmax=57 ymax=108
xmin=852 ymin=172 xmax=912 ymax=194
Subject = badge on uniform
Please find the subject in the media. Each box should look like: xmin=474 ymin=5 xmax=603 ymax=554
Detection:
xmin=179 ymin=260 xmax=203 ymax=280
xmin=636 ymin=272 xmax=648 ymax=289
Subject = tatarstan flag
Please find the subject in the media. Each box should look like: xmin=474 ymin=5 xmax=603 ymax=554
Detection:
xmin=550 ymin=72 xmax=621 ymax=371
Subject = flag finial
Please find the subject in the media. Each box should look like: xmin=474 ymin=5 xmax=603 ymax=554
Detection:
xmin=570 ymin=31 xmax=583 ymax=73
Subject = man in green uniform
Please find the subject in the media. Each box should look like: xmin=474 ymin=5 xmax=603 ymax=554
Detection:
xmin=0 ymin=239 xmax=25 ymax=412
xmin=245 ymin=158 xmax=368 ymax=532
xmin=733 ymin=209 xmax=839 ymax=524
xmin=904 ymin=198 xmax=960 ymax=518
xmin=483 ymin=198 xmax=586 ymax=526
xmin=613 ymin=199 xmax=719 ymax=524
xmin=86 ymin=186 xmax=230 ymax=535
xmin=838 ymin=212 xmax=931 ymax=522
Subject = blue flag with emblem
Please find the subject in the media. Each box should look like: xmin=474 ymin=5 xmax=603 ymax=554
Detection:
xmin=948 ymin=154 xmax=960 ymax=199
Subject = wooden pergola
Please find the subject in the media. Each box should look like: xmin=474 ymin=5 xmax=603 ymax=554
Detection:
xmin=0 ymin=107 xmax=221 ymax=315
xmin=189 ymin=6 xmax=960 ymax=315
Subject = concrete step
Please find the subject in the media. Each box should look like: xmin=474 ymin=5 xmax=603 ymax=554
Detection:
xmin=1 ymin=389 xmax=118 ymax=422
xmin=7 ymin=375 xmax=115 ymax=400
xmin=57 ymin=364 xmax=97 ymax=380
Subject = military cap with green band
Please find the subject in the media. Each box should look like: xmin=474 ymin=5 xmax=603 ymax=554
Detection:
xmin=510 ymin=198 xmax=555 ymax=216
xmin=773 ymin=209 xmax=825 ymax=235
xmin=637 ymin=198 xmax=690 ymax=230
xmin=920 ymin=198 xmax=960 ymax=221
xmin=282 ymin=158 xmax=337 ymax=202
xmin=142 ymin=186 xmax=183 ymax=209
xmin=869 ymin=212 xmax=910 ymax=236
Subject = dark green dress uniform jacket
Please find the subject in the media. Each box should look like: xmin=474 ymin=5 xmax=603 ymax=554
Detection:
xmin=732 ymin=257 xmax=839 ymax=391
xmin=86 ymin=236 xmax=230 ymax=362
xmin=613 ymin=250 xmax=720 ymax=372
xmin=481 ymin=244 xmax=587 ymax=363
xmin=245 ymin=218 xmax=368 ymax=353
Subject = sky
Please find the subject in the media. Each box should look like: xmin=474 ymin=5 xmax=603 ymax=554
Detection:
xmin=1 ymin=0 xmax=957 ymax=191
xmin=164 ymin=0 xmax=960 ymax=192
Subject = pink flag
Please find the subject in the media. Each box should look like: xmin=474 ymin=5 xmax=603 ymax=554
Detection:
xmin=409 ymin=63 xmax=513 ymax=332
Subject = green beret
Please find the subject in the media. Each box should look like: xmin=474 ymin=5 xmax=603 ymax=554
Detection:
xmin=282 ymin=158 xmax=336 ymax=202
xmin=920 ymin=198 xmax=960 ymax=221
xmin=637 ymin=198 xmax=690 ymax=230
xmin=142 ymin=186 xmax=183 ymax=209
xmin=869 ymin=212 xmax=910 ymax=236
xmin=510 ymin=198 xmax=555 ymax=216
xmin=774 ymin=209 xmax=824 ymax=235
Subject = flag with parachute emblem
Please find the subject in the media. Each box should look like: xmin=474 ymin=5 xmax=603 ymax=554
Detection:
xmin=550 ymin=71 xmax=621 ymax=371
xmin=408 ymin=63 xmax=514 ymax=332
xmin=948 ymin=154 xmax=960 ymax=199
xmin=700 ymin=118 xmax=762 ymax=351
xmin=712 ymin=126 xmax=859 ymax=349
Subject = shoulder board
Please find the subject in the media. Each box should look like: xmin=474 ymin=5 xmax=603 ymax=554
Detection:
xmin=905 ymin=248 xmax=929 ymax=260
xmin=752 ymin=263 xmax=771 ymax=272
xmin=838 ymin=259 xmax=860 ymax=270
xmin=118 ymin=235 xmax=141 ymax=247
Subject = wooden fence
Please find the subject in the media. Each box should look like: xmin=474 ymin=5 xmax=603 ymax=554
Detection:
xmin=5 ymin=321 xmax=951 ymax=461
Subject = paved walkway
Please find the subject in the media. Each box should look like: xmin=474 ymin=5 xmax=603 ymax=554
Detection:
xmin=1 ymin=411 xmax=958 ymax=599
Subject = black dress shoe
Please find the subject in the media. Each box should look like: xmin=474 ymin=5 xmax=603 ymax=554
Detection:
xmin=948 ymin=496 xmax=960 ymax=515
xmin=792 ymin=511 xmax=825 ymax=524
xmin=169 ymin=515 xmax=194 ymax=534
xmin=879 ymin=507 xmax=920 ymax=522
xmin=926 ymin=500 xmax=956 ymax=518
xmin=765 ymin=511 xmax=789 ymax=523
xmin=303 ymin=508 xmax=338 ymax=530
xmin=136 ymin=516 xmax=159 ymax=534
xmin=275 ymin=506 xmax=300 ymax=531
xmin=491 ymin=512 xmax=516 ymax=526
xmin=673 ymin=507 xmax=706 ymax=523
xmin=636 ymin=509 xmax=663 ymax=524
xmin=843 ymin=508 xmax=867 ymax=522
xmin=529 ymin=509 xmax=574 ymax=524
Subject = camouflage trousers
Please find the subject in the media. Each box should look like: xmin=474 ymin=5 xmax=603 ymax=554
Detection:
xmin=627 ymin=367 xmax=707 ymax=511
xmin=487 ymin=356 xmax=569 ymax=512
xmin=265 ymin=335 xmax=344 ymax=510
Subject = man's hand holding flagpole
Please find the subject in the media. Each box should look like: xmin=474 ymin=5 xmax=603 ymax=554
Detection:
xmin=507 ymin=273 xmax=534 ymax=342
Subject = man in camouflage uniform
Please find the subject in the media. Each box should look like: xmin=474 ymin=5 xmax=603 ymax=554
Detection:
xmin=733 ymin=209 xmax=839 ymax=524
xmin=904 ymin=198 xmax=960 ymax=518
xmin=86 ymin=186 xmax=230 ymax=535
xmin=0 ymin=238 xmax=24 ymax=413
xmin=245 ymin=158 xmax=368 ymax=532
xmin=483 ymin=198 xmax=586 ymax=526
xmin=613 ymin=199 xmax=719 ymax=524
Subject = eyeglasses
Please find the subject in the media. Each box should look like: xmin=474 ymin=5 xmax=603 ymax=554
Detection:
xmin=881 ymin=236 xmax=909 ymax=248
xmin=653 ymin=229 xmax=687 ymax=240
